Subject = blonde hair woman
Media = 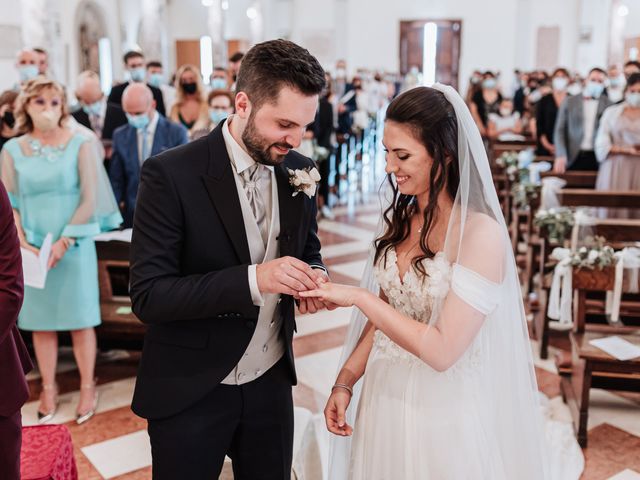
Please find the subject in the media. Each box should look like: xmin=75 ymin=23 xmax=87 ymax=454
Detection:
xmin=0 ymin=77 xmax=121 ymax=424
xmin=169 ymin=64 xmax=209 ymax=139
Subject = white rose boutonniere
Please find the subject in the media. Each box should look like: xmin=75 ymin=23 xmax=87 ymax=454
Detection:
xmin=287 ymin=167 xmax=321 ymax=198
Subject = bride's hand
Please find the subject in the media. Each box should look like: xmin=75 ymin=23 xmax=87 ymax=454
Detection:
xmin=324 ymin=389 xmax=353 ymax=436
xmin=299 ymin=282 xmax=362 ymax=308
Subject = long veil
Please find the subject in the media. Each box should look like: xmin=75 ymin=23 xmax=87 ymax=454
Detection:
xmin=328 ymin=83 xmax=549 ymax=479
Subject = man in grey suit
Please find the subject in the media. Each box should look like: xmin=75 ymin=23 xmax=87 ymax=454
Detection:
xmin=553 ymin=67 xmax=612 ymax=173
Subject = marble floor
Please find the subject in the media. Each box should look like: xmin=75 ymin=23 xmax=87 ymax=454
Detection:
xmin=21 ymin=201 xmax=640 ymax=479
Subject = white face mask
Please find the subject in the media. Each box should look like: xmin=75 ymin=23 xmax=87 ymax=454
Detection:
xmin=552 ymin=77 xmax=568 ymax=92
xmin=499 ymin=108 xmax=512 ymax=117
xmin=626 ymin=92 xmax=640 ymax=108
xmin=29 ymin=109 xmax=60 ymax=131
xmin=567 ymin=83 xmax=583 ymax=96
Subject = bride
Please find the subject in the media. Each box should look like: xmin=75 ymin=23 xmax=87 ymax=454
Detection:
xmin=300 ymin=84 xmax=583 ymax=479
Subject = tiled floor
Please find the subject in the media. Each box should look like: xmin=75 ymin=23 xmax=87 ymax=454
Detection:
xmin=21 ymin=202 xmax=640 ymax=479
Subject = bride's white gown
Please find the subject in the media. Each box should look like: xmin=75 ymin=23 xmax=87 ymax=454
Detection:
xmin=348 ymin=249 xmax=584 ymax=480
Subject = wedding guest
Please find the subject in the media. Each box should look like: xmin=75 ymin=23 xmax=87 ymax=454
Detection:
xmin=0 ymin=90 xmax=19 ymax=152
xmin=0 ymin=180 xmax=32 ymax=480
xmin=169 ymin=64 xmax=209 ymax=139
xmin=623 ymin=60 xmax=640 ymax=80
xmin=465 ymin=70 xmax=483 ymax=107
xmin=107 ymin=51 xmax=166 ymax=116
xmin=607 ymin=65 xmax=625 ymax=103
xmin=146 ymin=61 xmax=176 ymax=114
xmin=14 ymin=49 xmax=39 ymax=88
xmin=228 ymin=51 xmax=244 ymax=91
xmin=208 ymin=90 xmax=233 ymax=122
xmin=72 ymin=71 xmax=127 ymax=146
xmin=535 ymin=68 xmax=570 ymax=156
xmin=470 ymin=71 xmax=502 ymax=136
xmin=110 ymin=83 xmax=188 ymax=227
xmin=315 ymin=71 xmax=335 ymax=219
xmin=594 ymin=73 xmax=640 ymax=218
xmin=487 ymin=98 xmax=522 ymax=140
xmin=209 ymin=67 xmax=229 ymax=90
xmin=553 ymin=67 xmax=612 ymax=173
xmin=33 ymin=47 xmax=49 ymax=76
xmin=0 ymin=77 xmax=122 ymax=425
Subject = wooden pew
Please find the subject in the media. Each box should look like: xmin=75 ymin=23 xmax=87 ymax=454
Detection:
xmin=535 ymin=219 xmax=640 ymax=359
xmin=95 ymin=240 xmax=145 ymax=349
xmin=557 ymin=189 xmax=640 ymax=209
xmin=539 ymin=171 xmax=598 ymax=189
xmin=561 ymin=267 xmax=640 ymax=447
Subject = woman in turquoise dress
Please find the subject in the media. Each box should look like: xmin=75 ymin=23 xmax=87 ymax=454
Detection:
xmin=0 ymin=77 xmax=121 ymax=424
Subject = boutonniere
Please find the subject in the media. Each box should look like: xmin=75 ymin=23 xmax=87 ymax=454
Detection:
xmin=287 ymin=167 xmax=321 ymax=198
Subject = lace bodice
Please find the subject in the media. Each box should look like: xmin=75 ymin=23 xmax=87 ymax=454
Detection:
xmin=372 ymin=248 xmax=483 ymax=374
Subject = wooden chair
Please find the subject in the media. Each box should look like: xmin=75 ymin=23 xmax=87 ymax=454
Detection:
xmin=560 ymin=266 xmax=640 ymax=447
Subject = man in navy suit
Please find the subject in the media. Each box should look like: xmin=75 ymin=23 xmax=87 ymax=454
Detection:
xmin=0 ymin=181 xmax=32 ymax=479
xmin=109 ymin=83 xmax=188 ymax=227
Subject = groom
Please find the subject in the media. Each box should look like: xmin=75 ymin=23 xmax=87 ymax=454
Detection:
xmin=130 ymin=40 xmax=328 ymax=479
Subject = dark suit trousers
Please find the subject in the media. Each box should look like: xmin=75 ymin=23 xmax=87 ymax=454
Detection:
xmin=147 ymin=357 xmax=293 ymax=480
xmin=0 ymin=410 xmax=22 ymax=480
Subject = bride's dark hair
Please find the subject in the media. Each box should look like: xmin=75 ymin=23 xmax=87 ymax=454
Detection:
xmin=375 ymin=86 xmax=460 ymax=276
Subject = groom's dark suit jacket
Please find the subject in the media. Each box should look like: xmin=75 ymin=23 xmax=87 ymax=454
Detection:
xmin=130 ymin=120 xmax=324 ymax=420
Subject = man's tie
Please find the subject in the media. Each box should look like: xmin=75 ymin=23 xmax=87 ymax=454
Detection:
xmin=140 ymin=128 xmax=150 ymax=165
xmin=240 ymin=164 xmax=269 ymax=247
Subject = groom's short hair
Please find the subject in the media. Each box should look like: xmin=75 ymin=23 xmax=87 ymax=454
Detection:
xmin=235 ymin=39 xmax=325 ymax=108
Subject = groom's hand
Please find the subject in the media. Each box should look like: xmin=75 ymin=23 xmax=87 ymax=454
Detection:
xmin=299 ymin=270 xmax=339 ymax=314
xmin=256 ymin=257 xmax=319 ymax=296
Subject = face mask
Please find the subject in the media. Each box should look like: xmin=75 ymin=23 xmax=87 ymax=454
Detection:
xmin=552 ymin=77 xmax=568 ymax=92
xmin=529 ymin=89 xmax=543 ymax=103
xmin=499 ymin=108 xmax=512 ymax=117
xmin=148 ymin=73 xmax=164 ymax=88
xmin=82 ymin=100 xmax=102 ymax=116
xmin=126 ymin=112 xmax=150 ymax=130
xmin=211 ymin=78 xmax=227 ymax=90
xmin=471 ymin=76 xmax=481 ymax=85
xmin=626 ymin=92 xmax=640 ymax=108
xmin=335 ymin=68 xmax=346 ymax=78
xmin=19 ymin=65 xmax=39 ymax=83
xmin=482 ymin=78 xmax=497 ymax=89
xmin=568 ymin=83 xmax=582 ymax=96
xmin=30 ymin=109 xmax=60 ymax=131
xmin=129 ymin=67 xmax=146 ymax=82
xmin=610 ymin=76 xmax=624 ymax=88
xmin=209 ymin=109 xmax=229 ymax=123
xmin=181 ymin=82 xmax=197 ymax=94
xmin=2 ymin=111 xmax=15 ymax=128
xmin=585 ymin=81 xmax=604 ymax=98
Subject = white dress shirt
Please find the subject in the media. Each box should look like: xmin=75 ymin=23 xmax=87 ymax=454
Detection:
xmin=580 ymin=98 xmax=598 ymax=151
xmin=136 ymin=110 xmax=159 ymax=165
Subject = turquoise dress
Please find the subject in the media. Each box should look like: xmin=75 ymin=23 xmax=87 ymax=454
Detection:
xmin=1 ymin=134 xmax=122 ymax=331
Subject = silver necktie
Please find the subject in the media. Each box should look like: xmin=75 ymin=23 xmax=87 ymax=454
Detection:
xmin=241 ymin=164 xmax=269 ymax=247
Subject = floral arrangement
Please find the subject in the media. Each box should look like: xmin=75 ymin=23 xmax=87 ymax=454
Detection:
xmin=495 ymin=151 xmax=523 ymax=181
xmin=511 ymin=181 xmax=539 ymax=209
xmin=533 ymin=207 xmax=575 ymax=243
xmin=558 ymin=236 xmax=616 ymax=270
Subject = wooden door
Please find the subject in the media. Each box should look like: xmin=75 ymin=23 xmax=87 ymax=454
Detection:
xmin=175 ymin=40 xmax=201 ymax=69
xmin=399 ymin=20 xmax=462 ymax=90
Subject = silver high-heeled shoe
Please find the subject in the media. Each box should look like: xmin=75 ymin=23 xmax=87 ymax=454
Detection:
xmin=37 ymin=383 xmax=59 ymax=424
xmin=76 ymin=381 xmax=99 ymax=425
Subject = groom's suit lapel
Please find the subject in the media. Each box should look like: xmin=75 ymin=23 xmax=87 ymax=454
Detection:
xmin=202 ymin=122 xmax=252 ymax=265
xmin=275 ymin=162 xmax=304 ymax=258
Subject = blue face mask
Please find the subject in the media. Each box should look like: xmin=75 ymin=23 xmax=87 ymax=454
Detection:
xmin=626 ymin=92 xmax=640 ymax=108
xmin=129 ymin=67 xmax=146 ymax=83
xmin=126 ymin=113 xmax=150 ymax=130
xmin=209 ymin=109 xmax=229 ymax=124
xmin=82 ymin=100 xmax=102 ymax=116
xmin=585 ymin=81 xmax=604 ymax=98
xmin=148 ymin=73 xmax=164 ymax=88
xmin=19 ymin=65 xmax=39 ymax=83
xmin=482 ymin=78 xmax=497 ymax=89
xmin=211 ymin=78 xmax=227 ymax=90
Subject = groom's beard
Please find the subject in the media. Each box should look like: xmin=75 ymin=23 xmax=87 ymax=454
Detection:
xmin=242 ymin=114 xmax=292 ymax=167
